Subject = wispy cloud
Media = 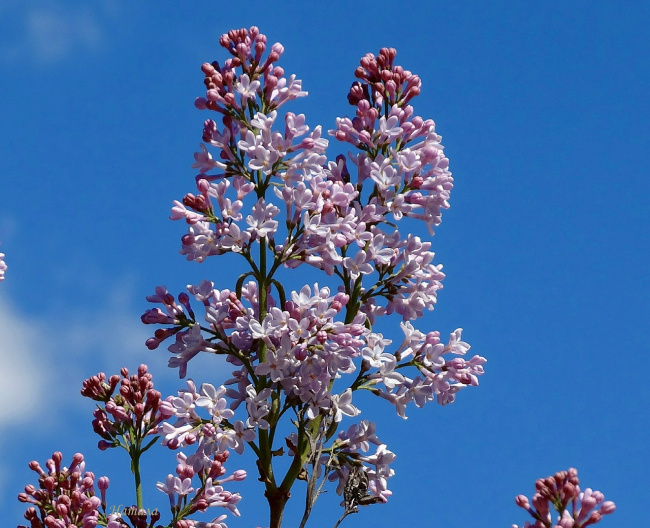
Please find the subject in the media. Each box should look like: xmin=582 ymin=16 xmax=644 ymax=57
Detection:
xmin=0 ymin=276 xmax=153 ymax=430
xmin=0 ymin=2 xmax=115 ymax=64
xmin=0 ymin=296 xmax=49 ymax=427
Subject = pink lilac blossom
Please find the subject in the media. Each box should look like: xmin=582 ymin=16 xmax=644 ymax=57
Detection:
xmin=14 ymin=26 xmax=614 ymax=528
xmin=138 ymin=27 xmax=487 ymax=528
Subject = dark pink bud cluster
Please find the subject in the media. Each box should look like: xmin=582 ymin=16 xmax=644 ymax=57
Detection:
xmin=195 ymin=25 xmax=305 ymax=121
xmin=80 ymin=372 xmax=120 ymax=402
xmin=18 ymin=452 xmax=106 ymax=528
xmin=349 ymin=47 xmax=421 ymax=108
xmin=513 ymin=468 xmax=615 ymax=528
xmin=81 ymin=365 xmax=165 ymax=450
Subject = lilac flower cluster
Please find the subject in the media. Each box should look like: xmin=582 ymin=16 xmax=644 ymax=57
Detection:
xmin=155 ymin=449 xmax=244 ymax=528
xmin=78 ymin=366 xmax=246 ymax=528
xmin=18 ymin=452 xmax=107 ymax=528
xmin=141 ymin=26 xmax=485 ymax=527
xmin=80 ymin=365 xmax=164 ymax=451
xmin=513 ymin=468 xmax=615 ymax=528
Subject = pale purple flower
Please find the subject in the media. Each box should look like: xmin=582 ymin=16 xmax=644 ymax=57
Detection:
xmin=270 ymin=74 xmax=308 ymax=107
xmin=235 ymin=73 xmax=260 ymax=101
xmin=248 ymin=145 xmax=279 ymax=173
xmin=196 ymin=384 xmax=234 ymax=421
xmin=246 ymin=199 xmax=279 ymax=238
xmin=219 ymin=222 xmax=251 ymax=252
xmin=193 ymin=143 xmax=227 ymax=173
xmin=255 ymin=349 xmax=290 ymax=382
xmin=244 ymin=386 xmax=271 ymax=430
xmin=168 ymin=323 xmax=211 ymax=378
xmin=341 ymin=250 xmax=373 ymax=280
xmin=229 ymin=421 xmax=255 ymax=454
xmin=237 ymin=129 xmax=260 ymax=153
xmin=375 ymin=114 xmax=403 ymax=144
xmin=331 ymin=389 xmax=360 ymax=422
xmin=445 ymin=328 xmax=471 ymax=355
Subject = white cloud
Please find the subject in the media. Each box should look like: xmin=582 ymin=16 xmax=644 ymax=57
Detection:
xmin=0 ymin=276 xmax=154 ymax=430
xmin=0 ymin=295 xmax=49 ymax=427
xmin=0 ymin=2 xmax=116 ymax=64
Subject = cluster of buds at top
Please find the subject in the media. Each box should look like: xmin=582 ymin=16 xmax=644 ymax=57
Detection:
xmin=349 ymin=47 xmax=421 ymax=108
xmin=195 ymin=26 xmax=305 ymax=118
xmin=18 ymin=452 xmax=107 ymax=528
xmin=80 ymin=365 xmax=166 ymax=451
xmin=513 ymin=468 xmax=615 ymax=528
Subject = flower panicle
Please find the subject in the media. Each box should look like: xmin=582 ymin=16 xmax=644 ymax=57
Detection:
xmin=513 ymin=468 xmax=615 ymax=528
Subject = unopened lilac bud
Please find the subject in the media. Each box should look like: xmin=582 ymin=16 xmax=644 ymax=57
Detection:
xmin=515 ymin=495 xmax=530 ymax=509
xmin=177 ymin=464 xmax=195 ymax=480
xmin=98 ymin=476 xmax=109 ymax=491
xmin=294 ymin=344 xmax=307 ymax=361
xmin=586 ymin=511 xmax=602 ymax=524
xmin=201 ymin=62 xmax=216 ymax=76
xmin=232 ymin=470 xmax=247 ymax=481
xmin=563 ymin=482 xmax=577 ymax=499
xmin=29 ymin=461 xmax=45 ymax=476
xmin=333 ymin=292 xmax=349 ymax=305
xmin=235 ymin=42 xmax=247 ymax=59
xmin=531 ymin=494 xmax=547 ymax=512
xmin=191 ymin=498 xmax=210 ymax=513
xmin=72 ymin=453 xmax=84 ymax=467
xmin=581 ymin=494 xmax=598 ymax=511
xmin=98 ymin=440 xmax=113 ymax=451
xmin=215 ymin=450 xmax=230 ymax=463
xmin=266 ymin=75 xmax=278 ymax=91
xmin=600 ymin=501 xmax=616 ymax=514
xmin=197 ymin=178 xmax=210 ymax=194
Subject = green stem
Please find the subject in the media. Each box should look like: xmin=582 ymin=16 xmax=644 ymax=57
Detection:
xmin=259 ymin=236 xmax=268 ymax=363
xmin=132 ymin=450 xmax=143 ymax=510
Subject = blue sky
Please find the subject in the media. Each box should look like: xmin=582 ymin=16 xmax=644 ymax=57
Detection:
xmin=1 ymin=1 xmax=648 ymax=527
